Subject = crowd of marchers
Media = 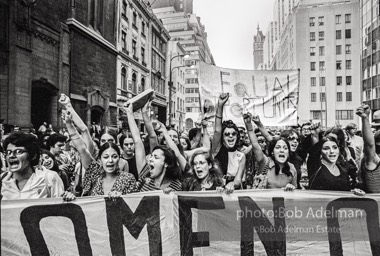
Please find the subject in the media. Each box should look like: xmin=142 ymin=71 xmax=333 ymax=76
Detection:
xmin=1 ymin=93 xmax=379 ymax=201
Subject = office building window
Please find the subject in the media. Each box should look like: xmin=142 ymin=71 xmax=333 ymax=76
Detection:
xmin=336 ymin=30 xmax=342 ymax=39
xmin=319 ymin=61 xmax=325 ymax=70
xmin=132 ymin=40 xmax=136 ymax=56
xmin=346 ymin=92 xmax=352 ymax=101
xmin=311 ymin=77 xmax=316 ymax=86
xmin=345 ymin=44 xmax=351 ymax=54
xmin=311 ymin=110 xmax=325 ymax=120
xmin=311 ymin=62 xmax=316 ymax=71
xmin=122 ymin=0 xmax=127 ymax=18
xmin=335 ymin=15 xmax=341 ymax=24
xmin=345 ymin=29 xmax=351 ymax=39
xmin=346 ymin=60 xmax=351 ymax=69
xmin=141 ymin=22 xmax=145 ymax=36
xmin=345 ymin=14 xmax=351 ymax=23
xmin=346 ymin=76 xmax=352 ymax=85
xmin=133 ymin=12 xmax=137 ymax=27
xmin=319 ymin=46 xmax=325 ymax=56
xmin=336 ymin=110 xmax=353 ymax=120
xmin=141 ymin=77 xmax=145 ymax=92
xmin=121 ymin=67 xmax=127 ymax=90
xmin=141 ymin=47 xmax=145 ymax=62
xmin=132 ymin=72 xmax=137 ymax=93
xmin=310 ymin=32 xmax=315 ymax=41
xmin=310 ymin=47 xmax=316 ymax=56
xmin=336 ymin=60 xmax=342 ymax=70
xmin=319 ymin=31 xmax=324 ymax=40
xmin=320 ymin=92 xmax=326 ymax=102
xmin=337 ymin=76 xmax=342 ymax=86
xmin=320 ymin=77 xmax=325 ymax=86
xmin=336 ymin=45 xmax=342 ymax=55
xmin=337 ymin=92 xmax=342 ymax=102
xmin=311 ymin=93 xmax=316 ymax=102
xmin=310 ymin=17 xmax=315 ymax=26
xmin=121 ymin=31 xmax=127 ymax=51
xmin=318 ymin=16 xmax=324 ymax=26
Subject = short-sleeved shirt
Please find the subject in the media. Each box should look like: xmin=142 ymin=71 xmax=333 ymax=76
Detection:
xmin=1 ymin=166 xmax=64 ymax=200
xmin=265 ymin=158 xmax=298 ymax=189
xmin=82 ymin=160 xmax=137 ymax=196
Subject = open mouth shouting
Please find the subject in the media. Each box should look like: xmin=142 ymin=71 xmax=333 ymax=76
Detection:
xmin=8 ymin=158 xmax=21 ymax=170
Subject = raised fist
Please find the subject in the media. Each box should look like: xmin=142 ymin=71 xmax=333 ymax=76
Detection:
xmin=243 ymin=113 xmax=252 ymax=125
xmin=355 ymin=104 xmax=370 ymax=119
xmin=58 ymin=93 xmax=71 ymax=108
xmin=218 ymin=93 xmax=229 ymax=107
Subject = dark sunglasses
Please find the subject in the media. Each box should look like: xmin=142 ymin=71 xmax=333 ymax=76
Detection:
xmin=287 ymin=136 xmax=299 ymax=141
xmin=224 ymin=131 xmax=237 ymax=137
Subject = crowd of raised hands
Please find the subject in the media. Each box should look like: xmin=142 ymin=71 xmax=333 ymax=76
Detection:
xmin=1 ymin=92 xmax=379 ymax=201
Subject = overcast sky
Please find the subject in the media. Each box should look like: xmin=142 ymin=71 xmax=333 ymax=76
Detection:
xmin=193 ymin=0 xmax=274 ymax=70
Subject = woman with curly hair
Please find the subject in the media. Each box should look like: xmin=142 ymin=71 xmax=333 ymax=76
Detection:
xmin=60 ymin=109 xmax=137 ymax=198
xmin=184 ymin=150 xmax=224 ymax=191
xmin=212 ymin=93 xmax=246 ymax=194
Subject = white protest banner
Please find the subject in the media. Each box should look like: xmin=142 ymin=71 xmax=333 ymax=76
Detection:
xmin=198 ymin=62 xmax=299 ymax=126
xmin=2 ymin=190 xmax=380 ymax=255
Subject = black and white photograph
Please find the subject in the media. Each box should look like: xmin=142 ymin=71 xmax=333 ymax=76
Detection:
xmin=1 ymin=0 xmax=380 ymax=255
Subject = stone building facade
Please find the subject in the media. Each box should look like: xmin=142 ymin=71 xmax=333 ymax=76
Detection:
xmin=1 ymin=0 xmax=118 ymax=132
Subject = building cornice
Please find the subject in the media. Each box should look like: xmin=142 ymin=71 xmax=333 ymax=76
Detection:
xmin=66 ymin=18 xmax=118 ymax=55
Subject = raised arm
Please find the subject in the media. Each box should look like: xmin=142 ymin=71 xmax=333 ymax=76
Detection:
xmin=211 ymin=93 xmax=229 ymax=156
xmin=155 ymin=121 xmax=187 ymax=172
xmin=185 ymin=119 xmax=211 ymax=159
xmin=252 ymin=115 xmax=273 ymax=142
xmin=356 ymin=104 xmax=380 ymax=169
xmin=309 ymin=122 xmax=321 ymax=145
xmin=190 ymin=122 xmax=202 ymax=149
xmin=61 ymin=110 xmax=93 ymax=170
xmin=59 ymin=94 xmax=94 ymax=155
xmin=123 ymin=101 xmax=146 ymax=173
xmin=245 ymin=113 xmax=267 ymax=168
xmin=141 ymin=100 xmax=158 ymax=153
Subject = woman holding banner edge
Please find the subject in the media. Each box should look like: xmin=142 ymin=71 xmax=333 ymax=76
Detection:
xmin=212 ymin=93 xmax=246 ymax=194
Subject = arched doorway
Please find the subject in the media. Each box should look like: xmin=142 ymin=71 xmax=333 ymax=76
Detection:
xmin=31 ymin=79 xmax=58 ymax=130
xmin=91 ymin=106 xmax=104 ymax=126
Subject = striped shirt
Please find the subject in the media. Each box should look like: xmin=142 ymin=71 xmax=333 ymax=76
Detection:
xmin=361 ymin=162 xmax=380 ymax=193
xmin=137 ymin=164 xmax=182 ymax=192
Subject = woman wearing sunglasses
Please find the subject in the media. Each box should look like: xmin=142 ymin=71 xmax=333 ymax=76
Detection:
xmin=243 ymin=113 xmax=297 ymax=191
xmin=212 ymin=93 xmax=246 ymax=194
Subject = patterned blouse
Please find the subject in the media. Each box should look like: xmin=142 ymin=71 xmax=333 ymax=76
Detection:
xmin=82 ymin=160 xmax=138 ymax=196
xmin=137 ymin=164 xmax=182 ymax=192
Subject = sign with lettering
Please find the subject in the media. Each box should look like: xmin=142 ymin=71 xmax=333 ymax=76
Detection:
xmin=198 ymin=62 xmax=299 ymax=126
xmin=1 ymin=190 xmax=379 ymax=255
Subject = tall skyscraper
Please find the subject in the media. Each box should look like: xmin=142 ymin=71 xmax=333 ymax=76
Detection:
xmin=149 ymin=0 xmax=193 ymax=14
xmin=263 ymin=0 xmax=361 ymax=127
xmin=253 ymin=24 xmax=265 ymax=70
xmin=360 ymin=0 xmax=380 ymax=115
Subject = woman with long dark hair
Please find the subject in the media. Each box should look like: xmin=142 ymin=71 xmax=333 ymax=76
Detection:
xmin=212 ymin=93 xmax=246 ymax=193
xmin=244 ymin=113 xmax=297 ymax=190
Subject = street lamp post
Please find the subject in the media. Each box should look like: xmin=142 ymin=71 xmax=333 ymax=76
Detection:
xmin=168 ymin=54 xmax=189 ymax=127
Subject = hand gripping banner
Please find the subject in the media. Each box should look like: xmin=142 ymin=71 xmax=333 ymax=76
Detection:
xmin=1 ymin=190 xmax=380 ymax=255
xmin=198 ymin=62 xmax=300 ymax=126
